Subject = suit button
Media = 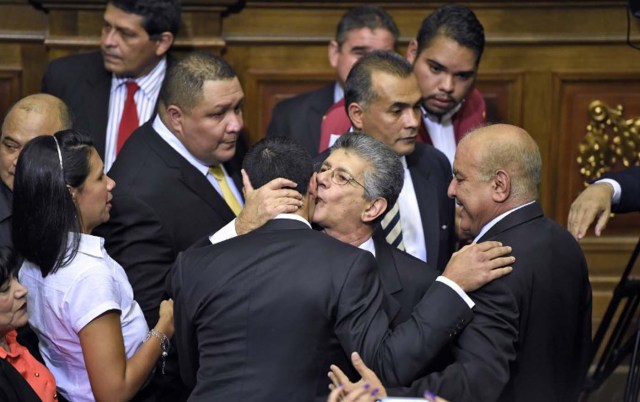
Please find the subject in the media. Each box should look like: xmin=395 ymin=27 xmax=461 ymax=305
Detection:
xmin=441 ymin=225 xmax=448 ymax=230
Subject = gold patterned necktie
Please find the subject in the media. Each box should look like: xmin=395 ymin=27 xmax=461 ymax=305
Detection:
xmin=209 ymin=165 xmax=242 ymax=216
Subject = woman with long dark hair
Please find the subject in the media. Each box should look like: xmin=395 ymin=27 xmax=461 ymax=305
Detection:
xmin=13 ymin=129 xmax=173 ymax=402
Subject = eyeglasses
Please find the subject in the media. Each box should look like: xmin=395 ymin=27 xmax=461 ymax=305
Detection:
xmin=318 ymin=165 xmax=367 ymax=191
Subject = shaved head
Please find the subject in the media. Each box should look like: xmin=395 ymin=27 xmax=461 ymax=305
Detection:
xmin=1 ymin=94 xmax=71 ymax=189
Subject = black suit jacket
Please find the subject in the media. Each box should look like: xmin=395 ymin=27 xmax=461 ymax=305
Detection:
xmin=604 ymin=166 xmax=640 ymax=213
xmin=400 ymin=201 xmax=592 ymax=402
xmin=167 ymin=218 xmax=472 ymax=402
xmin=266 ymin=84 xmax=335 ymax=157
xmin=0 ymin=183 xmax=12 ymax=248
xmin=95 ymin=121 xmax=244 ymax=327
xmin=41 ymin=51 xmax=173 ymax=159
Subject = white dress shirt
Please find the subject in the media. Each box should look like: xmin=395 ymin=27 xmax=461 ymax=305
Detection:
xmin=104 ymin=57 xmax=167 ymax=172
xmin=397 ymin=156 xmax=427 ymax=263
xmin=421 ymin=103 xmax=463 ymax=167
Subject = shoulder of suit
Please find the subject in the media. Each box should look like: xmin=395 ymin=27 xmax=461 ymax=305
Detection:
xmin=412 ymin=142 xmax=450 ymax=166
xmin=47 ymin=51 xmax=104 ymax=71
xmin=272 ymin=84 xmax=334 ymax=112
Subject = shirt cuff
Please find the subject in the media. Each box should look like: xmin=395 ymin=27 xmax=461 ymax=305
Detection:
xmin=436 ymin=275 xmax=475 ymax=309
xmin=209 ymin=218 xmax=238 ymax=245
xmin=596 ymin=178 xmax=621 ymax=206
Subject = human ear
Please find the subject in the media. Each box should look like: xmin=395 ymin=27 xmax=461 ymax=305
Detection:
xmin=362 ymin=197 xmax=388 ymax=223
xmin=154 ymin=32 xmax=174 ymax=57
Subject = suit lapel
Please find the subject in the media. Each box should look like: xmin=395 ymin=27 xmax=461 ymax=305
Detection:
xmin=478 ymin=201 xmax=543 ymax=242
xmin=143 ymin=124 xmax=237 ymax=222
xmin=406 ymin=151 xmax=440 ymax=268
xmin=372 ymin=236 xmax=403 ymax=295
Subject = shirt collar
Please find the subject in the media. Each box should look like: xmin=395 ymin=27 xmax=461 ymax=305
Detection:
xmin=152 ymin=115 xmax=211 ymax=176
xmin=76 ymin=232 xmax=105 ymax=258
xmin=273 ymin=213 xmax=312 ymax=228
xmin=472 ymin=200 xmax=536 ymax=243
xmin=112 ymin=56 xmax=167 ymax=100
xmin=334 ymin=82 xmax=344 ymax=103
xmin=358 ymin=236 xmax=376 ymax=257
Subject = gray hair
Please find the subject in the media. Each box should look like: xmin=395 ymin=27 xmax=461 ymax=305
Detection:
xmin=330 ymin=133 xmax=404 ymax=218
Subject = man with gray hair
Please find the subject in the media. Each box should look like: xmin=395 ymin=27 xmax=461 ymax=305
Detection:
xmin=174 ymin=133 xmax=513 ymax=400
xmin=0 ymin=93 xmax=71 ymax=246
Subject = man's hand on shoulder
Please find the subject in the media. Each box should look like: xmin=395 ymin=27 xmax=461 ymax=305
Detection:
xmin=567 ymin=181 xmax=614 ymax=240
xmin=235 ymin=169 xmax=304 ymax=235
xmin=442 ymin=241 xmax=514 ymax=293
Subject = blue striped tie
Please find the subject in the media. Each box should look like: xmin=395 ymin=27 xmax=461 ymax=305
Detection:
xmin=381 ymin=201 xmax=405 ymax=251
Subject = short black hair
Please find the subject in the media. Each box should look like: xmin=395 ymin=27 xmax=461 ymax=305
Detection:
xmin=159 ymin=51 xmax=236 ymax=113
xmin=336 ymin=5 xmax=399 ymax=47
xmin=0 ymin=247 xmax=22 ymax=287
xmin=242 ymin=137 xmax=313 ymax=196
xmin=109 ymin=0 xmax=181 ymax=37
xmin=344 ymin=50 xmax=413 ymax=112
xmin=415 ymin=4 xmax=485 ymax=65
xmin=13 ymin=129 xmax=93 ymax=277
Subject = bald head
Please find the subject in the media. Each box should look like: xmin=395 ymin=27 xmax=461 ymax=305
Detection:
xmin=1 ymin=94 xmax=71 ymax=189
xmin=449 ymin=124 xmax=541 ymax=237
xmin=460 ymin=124 xmax=541 ymax=202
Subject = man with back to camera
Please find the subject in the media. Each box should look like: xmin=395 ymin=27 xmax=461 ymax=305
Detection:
xmin=207 ymin=132 xmax=514 ymax=398
xmin=168 ymin=135 xmax=514 ymax=401
xmin=42 ymin=0 xmax=180 ymax=171
xmin=0 ymin=94 xmax=71 ymax=247
xmin=266 ymin=5 xmax=398 ymax=156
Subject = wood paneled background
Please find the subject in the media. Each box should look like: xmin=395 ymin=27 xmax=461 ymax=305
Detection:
xmin=1 ymin=0 xmax=640 ymax=386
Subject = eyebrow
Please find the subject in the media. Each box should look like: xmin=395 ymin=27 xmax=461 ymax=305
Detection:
xmin=426 ymin=58 xmax=475 ymax=75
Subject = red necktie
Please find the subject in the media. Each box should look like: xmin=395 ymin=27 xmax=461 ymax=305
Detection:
xmin=116 ymin=81 xmax=140 ymax=154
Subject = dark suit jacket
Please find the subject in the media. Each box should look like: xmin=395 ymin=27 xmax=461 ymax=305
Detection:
xmin=399 ymin=201 xmax=592 ymax=402
xmin=266 ymin=83 xmax=335 ymax=157
xmin=0 ymin=358 xmax=41 ymax=402
xmin=95 ymin=121 xmax=244 ymax=327
xmin=41 ymin=52 xmax=173 ymax=159
xmin=167 ymin=218 xmax=472 ymax=402
xmin=0 ymin=182 xmax=12 ymax=247
xmin=604 ymin=166 xmax=640 ymax=213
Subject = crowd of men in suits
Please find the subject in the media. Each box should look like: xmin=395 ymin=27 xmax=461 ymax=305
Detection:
xmin=0 ymin=0 xmax=597 ymax=401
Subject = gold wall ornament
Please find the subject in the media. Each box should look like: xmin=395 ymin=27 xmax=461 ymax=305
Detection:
xmin=577 ymin=100 xmax=640 ymax=186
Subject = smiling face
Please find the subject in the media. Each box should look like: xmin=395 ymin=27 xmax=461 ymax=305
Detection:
xmin=447 ymin=137 xmax=496 ymax=237
xmin=100 ymin=3 xmax=169 ymax=78
xmin=350 ymin=71 xmax=422 ymax=156
xmin=73 ymin=149 xmax=116 ymax=234
xmin=313 ymin=148 xmax=372 ymax=235
xmin=329 ymin=28 xmax=396 ymax=87
xmin=0 ymin=107 xmax=66 ymax=190
xmin=0 ymin=277 xmax=28 ymax=336
xmin=408 ymin=34 xmax=478 ymax=117
xmin=171 ymin=78 xmax=244 ymax=166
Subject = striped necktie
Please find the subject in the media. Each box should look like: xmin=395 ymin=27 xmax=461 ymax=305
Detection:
xmin=209 ymin=165 xmax=242 ymax=216
xmin=381 ymin=201 xmax=405 ymax=251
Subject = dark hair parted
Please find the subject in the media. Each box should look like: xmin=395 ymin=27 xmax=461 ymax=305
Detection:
xmin=159 ymin=51 xmax=236 ymax=114
xmin=336 ymin=5 xmax=399 ymax=47
xmin=344 ymin=50 xmax=413 ymax=112
xmin=12 ymin=129 xmax=93 ymax=277
xmin=109 ymin=0 xmax=181 ymax=37
xmin=242 ymin=137 xmax=313 ymax=196
xmin=415 ymin=4 xmax=485 ymax=65
xmin=0 ymin=247 xmax=22 ymax=287
xmin=331 ymin=133 xmax=403 ymax=219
